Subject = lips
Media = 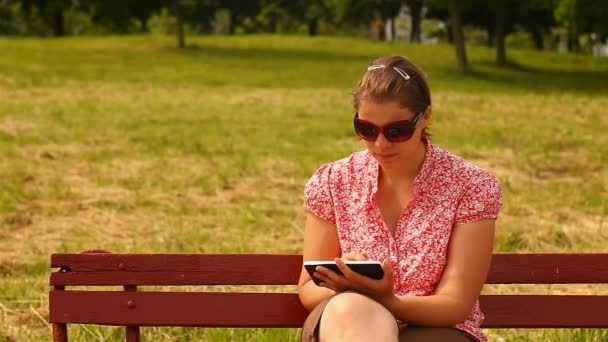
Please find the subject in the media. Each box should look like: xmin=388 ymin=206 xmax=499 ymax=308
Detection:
xmin=375 ymin=153 xmax=398 ymax=160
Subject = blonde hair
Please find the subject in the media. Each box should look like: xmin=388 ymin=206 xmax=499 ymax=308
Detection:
xmin=353 ymin=55 xmax=431 ymax=139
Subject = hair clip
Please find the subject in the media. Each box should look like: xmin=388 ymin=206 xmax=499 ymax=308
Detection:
xmin=392 ymin=67 xmax=411 ymax=80
xmin=367 ymin=64 xmax=386 ymax=71
xmin=367 ymin=64 xmax=411 ymax=81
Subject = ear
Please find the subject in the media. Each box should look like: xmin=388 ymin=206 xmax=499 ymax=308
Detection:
xmin=421 ymin=105 xmax=432 ymax=128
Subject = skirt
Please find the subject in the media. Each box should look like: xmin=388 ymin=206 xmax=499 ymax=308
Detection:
xmin=300 ymin=294 xmax=480 ymax=342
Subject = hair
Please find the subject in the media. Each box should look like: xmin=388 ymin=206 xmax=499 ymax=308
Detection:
xmin=353 ymin=55 xmax=432 ymax=139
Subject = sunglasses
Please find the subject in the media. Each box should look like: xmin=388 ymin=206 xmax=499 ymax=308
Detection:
xmin=353 ymin=111 xmax=423 ymax=143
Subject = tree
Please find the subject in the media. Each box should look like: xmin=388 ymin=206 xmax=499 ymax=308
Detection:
xmin=215 ymin=0 xmax=261 ymax=34
xmin=449 ymin=0 xmax=467 ymax=71
xmin=515 ymin=0 xmax=557 ymax=50
xmin=21 ymin=0 xmax=67 ymax=36
xmin=404 ymin=0 xmax=424 ymax=42
xmin=174 ymin=0 xmax=185 ymax=48
xmin=555 ymin=0 xmax=608 ymax=52
xmin=378 ymin=0 xmax=402 ymax=41
xmin=495 ymin=0 xmax=506 ymax=65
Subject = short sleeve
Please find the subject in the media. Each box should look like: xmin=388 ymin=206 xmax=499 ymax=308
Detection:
xmin=454 ymin=174 xmax=503 ymax=225
xmin=304 ymin=163 xmax=336 ymax=224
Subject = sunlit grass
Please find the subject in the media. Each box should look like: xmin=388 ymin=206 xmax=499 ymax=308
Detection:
xmin=0 ymin=34 xmax=607 ymax=341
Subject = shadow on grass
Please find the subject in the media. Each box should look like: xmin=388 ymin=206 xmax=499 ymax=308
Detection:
xmin=462 ymin=60 xmax=608 ymax=95
xmin=166 ymin=43 xmax=608 ymax=95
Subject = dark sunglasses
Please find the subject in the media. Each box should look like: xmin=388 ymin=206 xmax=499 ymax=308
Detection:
xmin=353 ymin=111 xmax=423 ymax=143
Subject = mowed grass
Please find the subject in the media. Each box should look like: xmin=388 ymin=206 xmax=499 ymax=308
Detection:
xmin=0 ymin=34 xmax=607 ymax=341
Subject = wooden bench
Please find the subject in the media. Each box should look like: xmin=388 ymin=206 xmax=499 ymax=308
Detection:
xmin=49 ymin=250 xmax=608 ymax=341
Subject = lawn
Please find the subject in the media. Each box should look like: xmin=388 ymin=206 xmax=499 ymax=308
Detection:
xmin=0 ymin=34 xmax=607 ymax=341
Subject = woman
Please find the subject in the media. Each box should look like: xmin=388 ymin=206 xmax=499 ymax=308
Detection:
xmin=298 ymin=55 xmax=502 ymax=342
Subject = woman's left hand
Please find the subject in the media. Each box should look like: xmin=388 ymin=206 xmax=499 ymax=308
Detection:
xmin=313 ymin=257 xmax=396 ymax=302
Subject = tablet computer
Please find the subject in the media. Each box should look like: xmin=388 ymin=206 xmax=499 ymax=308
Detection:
xmin=304 ymin=260 xmax=384 ymax=286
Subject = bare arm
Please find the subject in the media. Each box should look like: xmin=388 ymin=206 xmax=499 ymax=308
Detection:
xmin=297 ymin=212 xmax=342 ymax=311
xmin=380 ymin=218 xmax=496 ymax=326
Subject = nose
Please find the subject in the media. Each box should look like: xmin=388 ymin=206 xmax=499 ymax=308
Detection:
xmin=374 ymin=132 xmax=392 ymax=149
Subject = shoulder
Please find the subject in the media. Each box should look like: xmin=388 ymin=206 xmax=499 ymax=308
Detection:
xmin=308 ymin=150 xmax=373 ymax=183
xmin=431 ymin=144 xmax=500 ymax=189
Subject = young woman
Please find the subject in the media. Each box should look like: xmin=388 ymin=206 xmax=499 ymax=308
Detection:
xmin=298 ymin=55 xmax=502 ymax=342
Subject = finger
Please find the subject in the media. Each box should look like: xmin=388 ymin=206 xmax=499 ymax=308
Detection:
xmin=315 ymin=266 xmax=346 ymax=286
xmin=335 ymin=258 xmax=369 ymax=285
xmin=315 ymin=270 xmax=345 ymax=291
xmin=341 ymin=252 xmax=357 ymax=261
xmin=342 ymin=252 xmax=368 ymax=261
xmin=382 ymin=259 xmax=394 ymax=277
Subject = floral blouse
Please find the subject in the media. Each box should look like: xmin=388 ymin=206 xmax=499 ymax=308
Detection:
xmin=304 ymin=141 xmax=503 ymax=342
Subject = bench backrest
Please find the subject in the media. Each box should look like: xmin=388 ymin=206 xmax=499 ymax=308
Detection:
xmin=49 ymin=252 xmax=608 ymax=336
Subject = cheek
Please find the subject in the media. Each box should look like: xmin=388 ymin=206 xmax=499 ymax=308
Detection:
xmin=364 ymin=141 xmax=375 ymax=150
xmin=396 ymin=140 xmax=418 ymax=154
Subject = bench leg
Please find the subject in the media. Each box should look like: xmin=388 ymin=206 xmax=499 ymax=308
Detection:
xmin=124 ymin=285 xmax=141 ymax=342
xmin=52 ymin=323 xmax=67 ymax=342
xmin=51 ymin=285 xmax=68 ymax=342
xmin=126 ymin=326 xmax=140 ymax=342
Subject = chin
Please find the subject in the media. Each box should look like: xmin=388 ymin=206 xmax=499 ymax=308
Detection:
xmin=374 ymin=153 xmax=400 ymax=163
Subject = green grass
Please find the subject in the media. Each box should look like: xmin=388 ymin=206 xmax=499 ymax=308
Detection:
xmin=0 ymin=34 xmax=607 ymax=341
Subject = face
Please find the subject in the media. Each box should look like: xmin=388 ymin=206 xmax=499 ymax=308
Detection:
xmin=355 ymin=100 xmax=429 ymax=165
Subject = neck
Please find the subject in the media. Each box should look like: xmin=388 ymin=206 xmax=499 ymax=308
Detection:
xmin=379 ymin=139 xmax=427 ymax=186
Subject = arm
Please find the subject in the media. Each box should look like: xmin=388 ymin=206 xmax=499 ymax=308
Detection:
xmin=297 ymin=212 xmax=342 ymax=311
xmin=315 ymin=218 xmax=495 ymax=326
xmin=381 ymin=218 xmax=496 ymax=326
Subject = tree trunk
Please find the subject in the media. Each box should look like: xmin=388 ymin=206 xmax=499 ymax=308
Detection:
xmin=140 ymin=16 xmax=149 ymax=32
xmin=532 ymin=30 xmax=544 ymax=50
xmin=449 ymin=0 xmax=467 ymax=71
xmin=229 ymin=11 xmax=237 ymax=35
xmin=486 ymin=25 xmax=494 ymax=47
xmin=53 ymin=9 xmax=64 ymax=36
xmin=174 ymin=0 xmax=185 ymax=48
xmin=308 ymin=17 xmax=318 ymax=36
xmin=408 ymin=0 xmax=423 ymax=43
xmin=567 ymin=28 xmax=578 ymax=52
xmin=446 ymin=21 xmax=453 ymax=44
xmin=495 ymin=0 xmax=506 ymax=65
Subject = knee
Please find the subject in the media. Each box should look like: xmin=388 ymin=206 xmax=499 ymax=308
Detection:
xmin=322 ymin=292 xmax=395 ymax=325
xmin=323 ymin=292 xmax=375 ymax=319
xmin=320 ymin=292 xmax=398 ymax=341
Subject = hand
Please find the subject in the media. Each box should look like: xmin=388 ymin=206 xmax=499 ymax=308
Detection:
xmin=313 ymin=254 xmax=396 ymax=302
xmin=312 ymin=251 xmax=369 ymax=292
xmin=341 ymin=251 xmax=369 ymax=261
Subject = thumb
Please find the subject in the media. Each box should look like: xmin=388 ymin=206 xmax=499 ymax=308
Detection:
xmin=382 ymin=259 xmax=394 ymax=278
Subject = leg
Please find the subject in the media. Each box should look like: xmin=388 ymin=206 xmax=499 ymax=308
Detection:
xmin=399 ymin=326 xmax=479 ymax=342
xmin=319 ymin=292 xmax=398 ymax=342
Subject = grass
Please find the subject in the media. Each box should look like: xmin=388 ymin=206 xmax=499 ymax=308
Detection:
xmin=0 ymin=34 xmax=607 ymax=341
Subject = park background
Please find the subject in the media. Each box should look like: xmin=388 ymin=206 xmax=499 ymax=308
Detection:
xmin=1 ymin=0 xmax=607 ymax=341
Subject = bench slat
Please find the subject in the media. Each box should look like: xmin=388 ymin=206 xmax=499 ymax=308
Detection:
xmin=480 ymin=295 xmax=608 ymax=328
xmin=50 ymin=271 xmax=299 ymax=286
xmin=49 ymin=291 xmax=608 ymax=328
xmin=51 ymin=254 xmax=303 ymax=273
xmin=49 ymin=291 xmax=308 ymax=327
xmin=50 ymin=253 xmax=608 ymax=285
xmin=487 ymin=253 xmax=608 ymax=284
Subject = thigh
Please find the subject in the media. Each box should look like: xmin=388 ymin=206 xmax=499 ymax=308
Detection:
xmin=300 ymin=292 xmax=396 ymax=342
xmin=398 ymin=326 xmax=479 ymax=342
xmin=301 ymin=295 xmax=332 ymax=342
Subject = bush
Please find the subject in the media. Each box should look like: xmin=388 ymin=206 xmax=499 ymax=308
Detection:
xmin=148 ymin=7 xmax=189 ymax=35
xmin=0 ymin=0 xmax=26 ymax=35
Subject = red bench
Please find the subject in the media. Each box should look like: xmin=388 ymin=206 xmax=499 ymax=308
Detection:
xmin=49 ymin=250 xmax=608 ymax=341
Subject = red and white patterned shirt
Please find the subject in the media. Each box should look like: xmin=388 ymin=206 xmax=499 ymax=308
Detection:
xmin=304 ymin=141 xmax=502 ymax=342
